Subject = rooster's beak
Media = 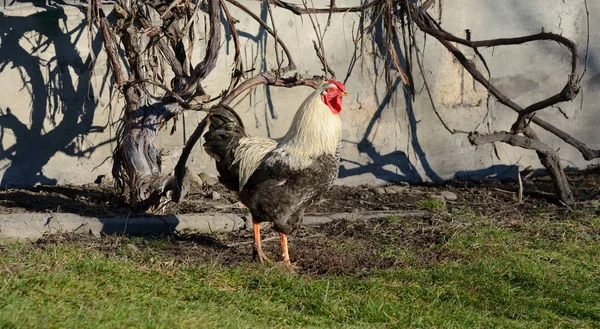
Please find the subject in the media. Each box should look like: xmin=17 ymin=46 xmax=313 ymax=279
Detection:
xmin=341 ymin=92 xmax=348 ymax=97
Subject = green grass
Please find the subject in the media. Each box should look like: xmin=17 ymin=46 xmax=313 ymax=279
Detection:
xmin=1 ymin=209 xmax=600 ymax=328
xmin=417 ymin=195 xmax=447 ymax=212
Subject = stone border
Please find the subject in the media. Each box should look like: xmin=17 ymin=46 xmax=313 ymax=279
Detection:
xmin=0 ymin=211 xmax=429 ymax=242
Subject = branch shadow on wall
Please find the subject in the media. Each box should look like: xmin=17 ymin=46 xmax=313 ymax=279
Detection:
xmin=339 ymin=10 xmax=442 ymax=184
xmin=0 ymin=2 xmax=113 ymax=188
xmin=221 ymin=2 xmax=279 ymax=138
xmin=339 ymin=78 xmax=421 ymax=183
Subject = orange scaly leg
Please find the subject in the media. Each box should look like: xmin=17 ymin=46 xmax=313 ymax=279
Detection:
xmin=279 ymin=233 xmax=294 ymax=268
xmin=252 ymin=220 xmax=269 ymax=263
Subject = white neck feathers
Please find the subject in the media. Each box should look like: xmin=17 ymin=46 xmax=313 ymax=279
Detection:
xmin=234 ymin=86 xmax=343 ymax=190
xmin=278 ymin=87 xmax=342 ymax=159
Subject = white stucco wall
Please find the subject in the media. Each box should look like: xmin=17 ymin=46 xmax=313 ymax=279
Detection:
xmin=0 ymin=0 xmax=598 ymax=188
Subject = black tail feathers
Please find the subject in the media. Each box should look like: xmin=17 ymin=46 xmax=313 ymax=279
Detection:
xmin=207 ymin=105 xmax=245 ymax=133
xmin=202 ymin=105 xmax=247 ymax=191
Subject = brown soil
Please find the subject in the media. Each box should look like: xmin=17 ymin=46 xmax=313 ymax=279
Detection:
xmin=32 ymin=214 xmax=461 ymax=276
xmin=2 ymin=166 xmax=599 ymax=276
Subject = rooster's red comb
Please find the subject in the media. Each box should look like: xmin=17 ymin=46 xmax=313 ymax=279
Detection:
xmin=326 ymin=78 xmax=346 ymax=92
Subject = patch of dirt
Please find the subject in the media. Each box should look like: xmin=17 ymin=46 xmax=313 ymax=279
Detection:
xmin=30 ymin=214 xmax=463 ymax=276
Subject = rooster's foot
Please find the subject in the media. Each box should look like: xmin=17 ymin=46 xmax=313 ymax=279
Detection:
xmin=253 ymin=248 xmax=270 ymax=264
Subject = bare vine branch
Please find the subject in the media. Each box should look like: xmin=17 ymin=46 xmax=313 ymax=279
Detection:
xmin=469 ymin=130 xmax=574 ymax=204
xmin=183 ymin=0 xmax=222 ymax=99
xmin=407 ymin=6 xmax=600 ymax=162
xmin=226 ymin=0 xmax=296 ymax=72
xmin=219 ymin=0 xmax=245 ymax=95
xmin=259 ymin=0 xmax=384 ymax=15
xmin=220 ymin=73 xmax=326 ymax=106
xmin=577 ymin=0 xmax=591 ymax=85
xmin=302 ymin=0 xmax=332 ymax=78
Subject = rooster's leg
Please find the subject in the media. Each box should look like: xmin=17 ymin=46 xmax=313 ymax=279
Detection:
xmin=279 ymin=233 xmax=293 ymax=267
xmin=252 ymin=219 xmax=269 ymax=263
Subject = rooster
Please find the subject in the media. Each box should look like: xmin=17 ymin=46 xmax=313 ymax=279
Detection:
xmin=203 ymin=79 xmax=347 ymax=267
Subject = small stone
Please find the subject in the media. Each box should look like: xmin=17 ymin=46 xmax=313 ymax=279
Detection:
xmin=439 ymin=190 xmax=458 ymax=201
xmin=212 ymin=191 xmax=222 ymax=200
xmin=185 ymin=168 xmax=204 ymax=187
xmin=388 ymin=185 xmax=407 ymax=193
xmin=431 ymin=194 xmax=446 ymax=203
xmin=371 ymin=187 xmax=386 ymax=195
xmin=126 ymin=243 xmax=139 ymax=253
xmin=384 ymin=187 xmax=397 ymax=194
xmin=508 ymin=219 xmax=522 ymax=226
xmin=399 ymin=181 xmax=410 ymax=187
xmin=380 ymin=205 xmax=390 ymax=210
xmin=199 ymin=172 xmax=219 ymax=186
